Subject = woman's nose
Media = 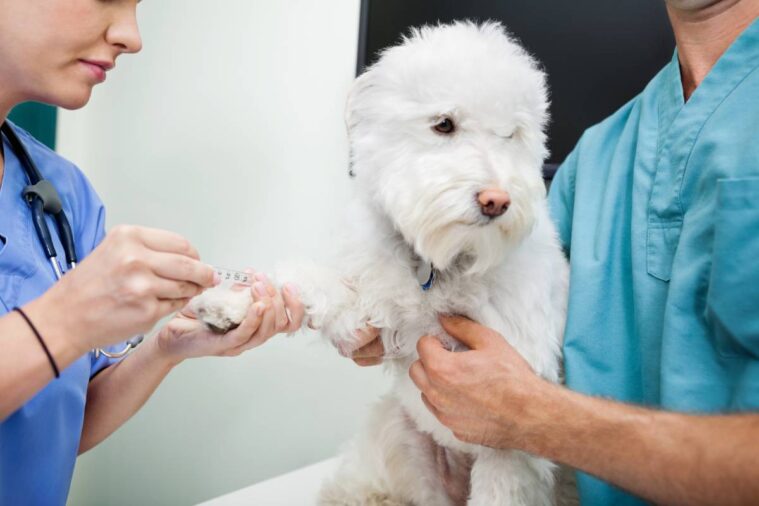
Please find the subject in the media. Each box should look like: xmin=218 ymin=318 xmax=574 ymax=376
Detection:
xmin=106 ymin=8 xmax=143 ymax=54
xmin=477 ymin=189 xmax=511 ymax=218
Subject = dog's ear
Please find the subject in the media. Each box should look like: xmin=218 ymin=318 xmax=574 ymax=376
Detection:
xmin=344 ymin=70 xmax=374 ymax=137
xmin=345 ymin=71 xmax=375 ymax=177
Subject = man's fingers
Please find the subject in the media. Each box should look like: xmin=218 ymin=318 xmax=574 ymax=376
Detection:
xmin=351 ymin=336 xmax=385 ymax=359
xmin=416 ymin=334 xmax=449 ymax=365
xmin=354 ymin=326 xmax=381 ymax=348
xmin=150 ymin=252 xmax=216 ymax=288
xmin=354 ymin=357 xmax=383 ymax=367
xmin=421 ymin=393 xmax=446 ymax=423
xmin=438 ymin=314 xmax=497 ymax=350
xmin=409 ymin=359 xmax=432 ymax=392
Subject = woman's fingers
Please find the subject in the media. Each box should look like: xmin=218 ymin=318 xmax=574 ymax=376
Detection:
xmin=220 ymin=282 xmax=305 ymax=356
xmin=267 ymin=285 xmax=289 ymax=333
xmin=254 ymin=297 xmax=278 ymax=343
xmin=149 ymin=251 xmax=217 ymax=288
xmin=222 ymin=301 xmax=274 ymax=355
xmin=152 ymin=278 xmax=204 ymax=300
xmin=282 ymin=284 xmax=305 ymax=332
xmin=251 ymin=273 xmax=290 ymax=332
xmin=130 ymin=225 xmax=200 ymax=259
xmin=222 ymin=301 xmax=268 ymax=351
xmin=155 ymin=297 xmax=192 ymax=318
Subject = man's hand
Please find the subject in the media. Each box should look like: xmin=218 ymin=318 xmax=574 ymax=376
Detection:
xmin=409 ymin=315 xmax=554 ymax=449
xmin=336 ymin=326 xmax=385 ymax=367
xmin=409 ymin=318 xmax=759 ymax=506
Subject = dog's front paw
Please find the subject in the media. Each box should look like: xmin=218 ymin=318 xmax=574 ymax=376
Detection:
xmin=189 ymin=287 xmax=252 ymax=333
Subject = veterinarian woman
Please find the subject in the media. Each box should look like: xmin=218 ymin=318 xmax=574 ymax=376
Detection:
xmin=0 ymin=1 xmax=305 ymax=504
xmin=352 ymin=1 xmax=759 ymax=505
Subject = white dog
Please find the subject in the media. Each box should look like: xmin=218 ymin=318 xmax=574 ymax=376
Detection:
xmin=192 ymin=21 xmax=569 ymax=506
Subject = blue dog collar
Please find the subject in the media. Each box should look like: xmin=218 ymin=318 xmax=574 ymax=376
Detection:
xmin=416 ymin=260 xmax=436 ymax=291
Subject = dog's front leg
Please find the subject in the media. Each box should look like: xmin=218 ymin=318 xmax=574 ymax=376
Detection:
xmin=189 ymin=286 xmax=253 ymax=334
xmin=275 ymin=261 xmax=370 ymax=353
xmin=468 ymin=448 xmax=555 ymax=506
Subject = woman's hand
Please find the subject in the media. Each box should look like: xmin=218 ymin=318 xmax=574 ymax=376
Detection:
xmin=35 ymin=225 xmax=217 ymax=354
xmin=154 ymin=272 xmax=305 ymax=364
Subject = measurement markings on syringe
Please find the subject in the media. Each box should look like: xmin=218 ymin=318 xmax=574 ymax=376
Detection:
xmin=212 ymin=266 xmax=252 ymax=285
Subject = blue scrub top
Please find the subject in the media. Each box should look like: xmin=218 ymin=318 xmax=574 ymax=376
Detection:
xmin=0 ymin=123 xmax=126 ymax=505
xmin=549 ymin=19 xmax=759 ymax=505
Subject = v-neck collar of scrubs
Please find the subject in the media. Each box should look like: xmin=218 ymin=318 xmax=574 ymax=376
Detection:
xmin=655 ymin=18 xmax=759 ymax=191
xmin=646 ymin=19 xmax=759 ymax=281
xmin=659 ymin=18 xmax=759 ymax=125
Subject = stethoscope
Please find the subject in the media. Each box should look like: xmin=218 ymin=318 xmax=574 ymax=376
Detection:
xmin=1 ymin=121 xmax=142 ymax=359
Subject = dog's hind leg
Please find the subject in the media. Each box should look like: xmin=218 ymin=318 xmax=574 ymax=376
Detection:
xmin=319 ymin=396 xmax=457 ymax=506
xmin=467 ymin=448 xmax=556 ymax=506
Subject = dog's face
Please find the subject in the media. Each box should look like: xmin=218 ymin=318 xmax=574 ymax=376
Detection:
xmin=347 ymin=22 xmax=549 ymax=273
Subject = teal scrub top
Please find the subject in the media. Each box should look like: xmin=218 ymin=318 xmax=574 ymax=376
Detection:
xmin=548 ymin=19 xmax=759 ymax=506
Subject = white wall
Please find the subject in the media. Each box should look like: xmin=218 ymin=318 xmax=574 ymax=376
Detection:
xmin=61 ymin=1 xmax=388 ymax=504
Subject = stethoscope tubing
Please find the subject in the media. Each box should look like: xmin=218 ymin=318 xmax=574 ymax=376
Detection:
xmin=1 ymin=121 xmax=139 ymax=360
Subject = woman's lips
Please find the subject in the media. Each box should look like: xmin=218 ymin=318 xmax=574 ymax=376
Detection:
xmin=79 ymin=60 xmax=111 ymax=83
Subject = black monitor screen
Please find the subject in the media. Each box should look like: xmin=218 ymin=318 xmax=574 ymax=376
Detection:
xmin=357 ymin=0 xmax=675 ymax=168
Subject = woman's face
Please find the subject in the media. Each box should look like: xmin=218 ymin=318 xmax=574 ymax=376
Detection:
xmin=0 ymin=0 xmax=142 ymax=110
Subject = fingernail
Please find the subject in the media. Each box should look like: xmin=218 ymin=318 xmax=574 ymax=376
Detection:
xmin=255 ymin=272 xmax=269 ymax=283
xmin=256 ymin=303 xmax=265 ymax=316
xmin=284 ymin=283 xmax=299 ymax=296
xmin=254 ymin=282 xmax=267 ymax=297
xmin=213 ymin=271 xmax=221 ymax=286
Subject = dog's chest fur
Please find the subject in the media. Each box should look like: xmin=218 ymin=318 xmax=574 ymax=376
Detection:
xmin=354 ymin=217 xmax=565 ymax=384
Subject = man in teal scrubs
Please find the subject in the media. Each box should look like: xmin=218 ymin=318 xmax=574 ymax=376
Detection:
xmin=405 ymin=0 xmax=759 ymax=504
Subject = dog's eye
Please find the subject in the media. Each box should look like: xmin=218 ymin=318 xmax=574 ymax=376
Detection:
xmin=433 ymin=117 xmax=456 ymax=135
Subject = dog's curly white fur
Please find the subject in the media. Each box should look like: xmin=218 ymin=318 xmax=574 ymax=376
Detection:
xmin=191 ymin=22 xmax=569 ymax=505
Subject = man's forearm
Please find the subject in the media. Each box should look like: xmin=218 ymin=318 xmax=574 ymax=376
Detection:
xmin=525 ymin=383 xmax=759 ymax=506
xmin=79 ymin=337 xmax=178 ymax=454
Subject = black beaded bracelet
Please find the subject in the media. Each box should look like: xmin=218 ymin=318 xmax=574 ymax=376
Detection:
xmin=13 ymin=307 xmax=60 ymax=379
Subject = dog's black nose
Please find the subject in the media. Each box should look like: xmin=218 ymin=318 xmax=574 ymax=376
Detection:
xmin=477 ymin=189 xmax=510 ymax=218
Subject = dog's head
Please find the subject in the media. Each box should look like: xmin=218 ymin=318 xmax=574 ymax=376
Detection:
xmin=347 ymin=22 xmax=549 ymax=273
